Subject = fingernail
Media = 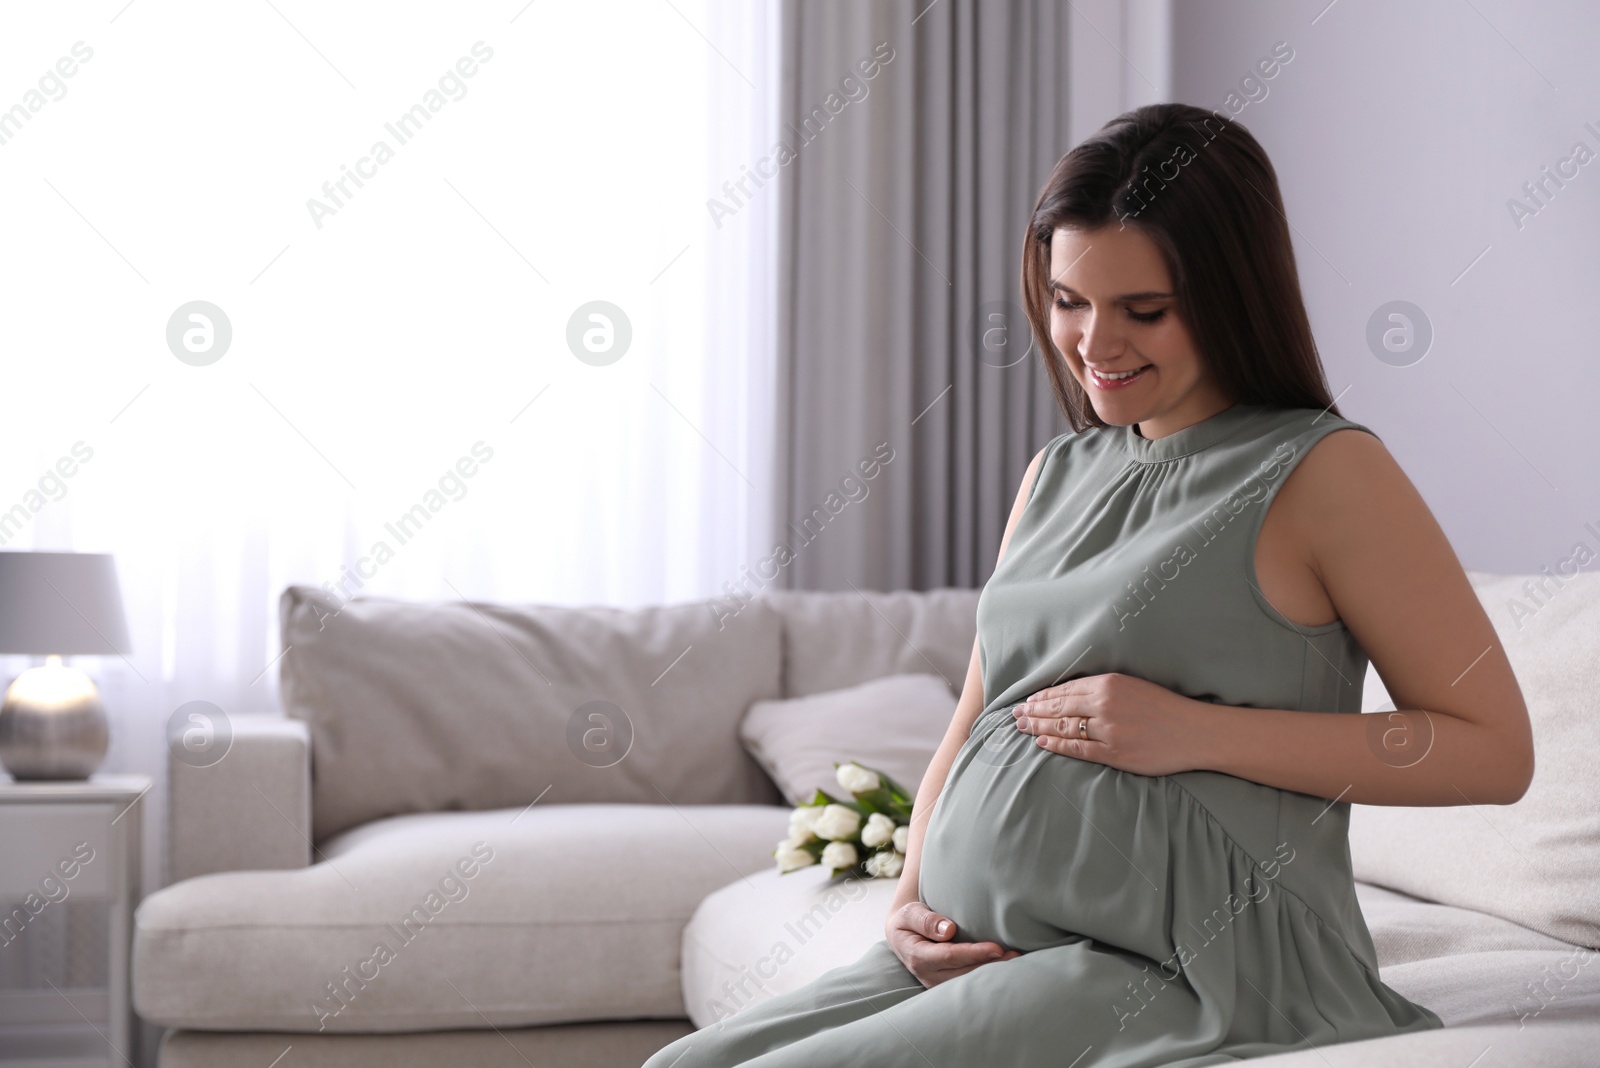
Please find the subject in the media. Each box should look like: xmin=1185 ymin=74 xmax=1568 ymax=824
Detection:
xmin=989 ymin=949 xmax=1002 ymax=960
xmin=937 ymin=921 xmax=951 ymax=935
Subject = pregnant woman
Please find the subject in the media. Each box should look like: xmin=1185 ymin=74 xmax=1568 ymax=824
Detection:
xmin=644 ymin=102 xmax=1533 ymax=1067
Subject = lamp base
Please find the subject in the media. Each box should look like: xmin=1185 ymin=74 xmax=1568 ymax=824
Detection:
xmin=0 ymin=657 xmax=109 ymax=780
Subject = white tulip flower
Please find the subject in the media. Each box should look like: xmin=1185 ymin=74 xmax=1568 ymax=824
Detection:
xmin=787 ymin=807 xmax=819 ymax=843
xmin=776 ymin=847 xmax=817 ymax=873
xmin=814 ymin=804 xmax=862 ymax=841
xmin=820 ymin=840 xmax=858 ymax=872
xmin=860 ymin=812 xmax=896 ymax=848
xmin=892 ymin=825 xmax=909 ymax=853
xmin=864 ymin=850 xmax=905 ymax=879
xmin=836 ymin=762 xmax=881 ymax=794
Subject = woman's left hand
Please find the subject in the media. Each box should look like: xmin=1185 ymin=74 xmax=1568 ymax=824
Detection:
xmin=1011 ymin=673 xmax=1206 ymax=776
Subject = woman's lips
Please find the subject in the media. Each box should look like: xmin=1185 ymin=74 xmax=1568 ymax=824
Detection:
xmin=1088 ymin=364 xmax=1152 ymax=390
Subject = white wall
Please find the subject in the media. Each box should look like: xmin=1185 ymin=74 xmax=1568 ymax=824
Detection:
xmin=1170 ymin=0 xmax=1599 ymax=573
xmin=1069 ymin=0 xmax=1172 ymax=144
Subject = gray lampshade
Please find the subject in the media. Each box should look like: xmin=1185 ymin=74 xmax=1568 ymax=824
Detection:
xmin=0 ymin=551 xmax=131 ymax=656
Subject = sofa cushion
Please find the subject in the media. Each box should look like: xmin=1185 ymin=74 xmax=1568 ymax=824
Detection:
xmin=680 ymin=865 xmax=900 ymax=1029
xmin=134 ymin=803 xmax=790 ymax=1032
xmin=157 ymin=1021 xmax=697 ymax=1068
xmin=1350 ymin=571 xmax=1600 ymax=949
xmin=1354 ymin=883 xmax=1575 ymax=966
xmin=279 ymin=587 xmax=785 ymax=840
xmin=762 ymin=588 xmax=980 ymax=698
xmin=739 ymin=673 xmax=957 ymax=805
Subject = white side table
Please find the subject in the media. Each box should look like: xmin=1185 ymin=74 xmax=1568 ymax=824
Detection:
xmin=0 ymin=774 xmax=149 ymax=1068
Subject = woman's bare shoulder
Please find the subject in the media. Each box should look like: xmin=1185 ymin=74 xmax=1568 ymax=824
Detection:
xmin=1272 ymin=425 xmax=1407 ymax=534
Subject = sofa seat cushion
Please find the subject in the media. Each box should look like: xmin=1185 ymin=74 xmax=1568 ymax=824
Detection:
xmin=157 ymin=1021 xmax=696 ymax=1068
xmin=135 ymin=803 xmax=790 ymax=1032
xmin=680 ymin=865 xmax=899 ymax=1029
xmin=680 ymin=869 xmax=1600 ymax=1036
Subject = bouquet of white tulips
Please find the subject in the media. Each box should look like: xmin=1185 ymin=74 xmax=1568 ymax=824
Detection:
xmin=773 ymin=761 xmax=913 ymax=879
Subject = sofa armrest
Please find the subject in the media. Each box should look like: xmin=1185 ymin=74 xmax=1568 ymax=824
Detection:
xmin=168 ymin=714 xmax=312 ymax=882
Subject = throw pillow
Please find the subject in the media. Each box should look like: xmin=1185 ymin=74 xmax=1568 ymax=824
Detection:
xmin=739 ymin=673 xmax=958 ymax=805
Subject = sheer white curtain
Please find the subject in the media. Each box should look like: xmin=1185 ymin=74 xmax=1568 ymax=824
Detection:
xmin=0 ymin=0 xmax=779 ymax=889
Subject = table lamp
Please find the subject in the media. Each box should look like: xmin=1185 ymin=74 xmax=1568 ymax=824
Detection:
xmin=0 ymin=551 xmax=131 ymax=780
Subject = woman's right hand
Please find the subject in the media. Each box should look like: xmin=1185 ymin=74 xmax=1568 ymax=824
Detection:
xmin=885 ymin=901 xmax=1021 ymax=988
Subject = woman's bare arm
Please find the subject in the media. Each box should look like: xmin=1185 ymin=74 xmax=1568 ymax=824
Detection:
xmin=1190 ymin=428 xmax=1534 ymax=805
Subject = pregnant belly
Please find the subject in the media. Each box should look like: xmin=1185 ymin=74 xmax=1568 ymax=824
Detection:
xmin=917 ymin=706 xmax=1179 ymax=960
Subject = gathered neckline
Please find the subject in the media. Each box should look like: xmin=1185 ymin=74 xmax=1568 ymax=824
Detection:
xmin=1120 ymin=402 xmax=1262 ymax=463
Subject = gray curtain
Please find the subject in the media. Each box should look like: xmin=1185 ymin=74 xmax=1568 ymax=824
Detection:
xmin=773 ymin=0 xmax=1073 ymax=593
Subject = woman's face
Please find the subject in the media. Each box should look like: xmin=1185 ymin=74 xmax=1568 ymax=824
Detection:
xmin=1047 ymin=225 xmax=1231 ymax=437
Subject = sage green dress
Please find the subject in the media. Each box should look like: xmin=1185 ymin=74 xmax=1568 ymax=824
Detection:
xmin=644 ymin=403 xmax=1444 ymax=1067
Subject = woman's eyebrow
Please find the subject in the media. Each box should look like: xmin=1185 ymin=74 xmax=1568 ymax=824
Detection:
xmin=1048 ymin=280 xmax=1172 ymax=302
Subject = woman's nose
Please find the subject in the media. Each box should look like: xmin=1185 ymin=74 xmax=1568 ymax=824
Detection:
xmin=1077 ymin=309 xmax=1123 ymax=362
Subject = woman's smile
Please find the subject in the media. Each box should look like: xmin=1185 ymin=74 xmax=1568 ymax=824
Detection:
xmin=1087 ymin=363 xmax=1154 ymax=389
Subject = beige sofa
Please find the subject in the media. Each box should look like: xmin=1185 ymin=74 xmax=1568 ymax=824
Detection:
xmin=132 ymin=577 xmax=1600 ymax=1067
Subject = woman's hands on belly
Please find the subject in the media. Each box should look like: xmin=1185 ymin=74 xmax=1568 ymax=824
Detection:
xmin=1011 ymin=672 xmax=1205 ymax=776
xmin=885 ymin=901 xmax=1021 ymax=987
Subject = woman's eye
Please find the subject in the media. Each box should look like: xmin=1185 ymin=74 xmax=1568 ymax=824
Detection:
xmin=1052 ymin=297 xmax=1166 ymax=325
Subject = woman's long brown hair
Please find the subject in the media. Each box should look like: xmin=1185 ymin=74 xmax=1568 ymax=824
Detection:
xmin=1021 ymin=103 xmax=1339 ymax=432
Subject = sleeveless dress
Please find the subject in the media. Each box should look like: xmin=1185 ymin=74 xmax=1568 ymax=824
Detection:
xmin=643 ymin=403 xmax=1445 ymax=1068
